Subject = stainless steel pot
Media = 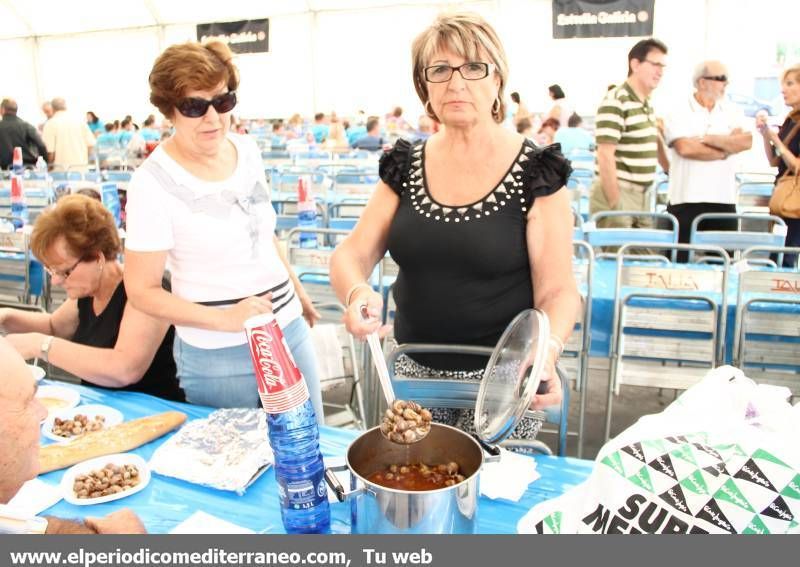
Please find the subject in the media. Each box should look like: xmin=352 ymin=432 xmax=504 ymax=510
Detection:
xmin=325 ymin=309 xmax=550 ymax=534
xmin=325 ymin=423 xmax=499 ymax=534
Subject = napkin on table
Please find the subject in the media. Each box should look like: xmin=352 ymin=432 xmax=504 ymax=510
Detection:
xmin=479 ymin=447 xmax=540 ymax=501
xmin=7 ymin=478 xmax=62 ymax=516
xmin=170 ymin=511 xmax=254 ymax=534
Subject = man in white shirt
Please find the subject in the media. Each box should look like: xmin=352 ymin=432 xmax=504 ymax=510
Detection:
xmin=41 ymin=97 xmax=95 ymax=169
xmin=664 ymin=61 xmax=752 ymax=261
xmin=0 ymin=337 xmax=145 ymax=534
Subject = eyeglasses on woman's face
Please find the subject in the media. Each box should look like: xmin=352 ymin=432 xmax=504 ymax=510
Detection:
xmin=45 ymin=256 xmax=84 ymax=280
xmin=424 ymin=62 xmax=495 ymax=83
xmin=175 ymin=91 xmax=237 ymax=118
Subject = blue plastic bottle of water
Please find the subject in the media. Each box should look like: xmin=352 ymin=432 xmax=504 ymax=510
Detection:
xmin=296 ymin=176 xmax=318 ymax=248
xmin=245 ymin=313 xmax=330 ymax=534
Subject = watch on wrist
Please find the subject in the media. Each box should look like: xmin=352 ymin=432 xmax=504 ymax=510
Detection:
xmin=40 ymin=335 xmax=54 ymax=363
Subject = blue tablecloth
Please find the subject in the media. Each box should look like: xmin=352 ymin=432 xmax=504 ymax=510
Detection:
xmin=39 ymin=382 xmax=593 ymax=534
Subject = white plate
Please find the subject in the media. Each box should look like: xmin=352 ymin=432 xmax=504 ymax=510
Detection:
xmin=28 ymin=364 xmax=46 ymax=382
xmin=42 ymin=404 xmax=124 ymax=443
xmin=35 ymin=385 xmax=80 ymax=420
xmin=60 ymin=453 xmax=150 ymax=506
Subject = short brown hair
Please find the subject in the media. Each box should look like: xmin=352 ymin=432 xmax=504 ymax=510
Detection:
xmin=31 ymin=195 xmax=121 ymax=266
xmin=149 ymin=41 xmax=239 ymax=119
xmin=411 ymin=12 xmax=509 ymax=124
xmin=627 ymin=38 xmax=668 ymax=76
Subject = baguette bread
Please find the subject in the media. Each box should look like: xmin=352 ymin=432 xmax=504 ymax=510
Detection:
xmin=39 ymin=411 xmax=187 ymax=473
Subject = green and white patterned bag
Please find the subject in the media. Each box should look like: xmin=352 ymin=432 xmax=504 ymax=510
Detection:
xmin=519 ymin=367 xmax=800 ymax=534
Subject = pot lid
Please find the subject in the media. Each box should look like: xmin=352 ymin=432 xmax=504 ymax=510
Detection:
xmin=474 ymin=309 xmax=550 ymax=445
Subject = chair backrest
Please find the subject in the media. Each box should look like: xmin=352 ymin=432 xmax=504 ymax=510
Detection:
xmin=689 ymin=213 xmax=786 ymax=260
xmin=605 ymin=242 xmax=731 ymax=441
xmin=586 ymin=211 xmax=679 ymax=254
xmin=734 ymin=246 xmax=800 ymax=396
xmin=737 ymin=181 xmax=774 ymax=211
xmin=0 ymin=226 xmax=31 ymax=304
xmin=386 ymin=343 xmax=571 ymax=456
xmin=333 ymin=172 xmax=378 ymax=195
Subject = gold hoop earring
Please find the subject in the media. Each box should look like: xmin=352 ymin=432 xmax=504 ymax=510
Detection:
xmin=491 ymin=97 xmax=501 ymax=115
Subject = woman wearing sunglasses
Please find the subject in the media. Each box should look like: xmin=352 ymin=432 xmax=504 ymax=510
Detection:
xmin=0 ymin=195 xmax=184 ymax=402
xmin=330 ymin=13 xmax=579 ymax=441
xmin=123 ymin=41 xmax=323 ymax=417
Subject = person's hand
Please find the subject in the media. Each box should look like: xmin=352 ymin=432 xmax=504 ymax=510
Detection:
xmin=217 ymin=294 xmax=272 ymax=332
xmin=755 ymin=113 xmax=769 ymax=133
xmin=606 ymin=190 xmax=621 ymax=210
xmin=343 ymin=288 xmax=390 ymax=340
xmin=85 ymin=509 xmax=146 ymax=534
xmin=4 ymin=332 xmax=45 ymax=360
xmin=530 ymin=347 xmax=563 ymax=410
xmin=298 ymin=292 xmax=321 ymax=328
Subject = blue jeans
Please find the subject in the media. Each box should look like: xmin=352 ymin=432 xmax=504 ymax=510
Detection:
xmin=174 ymin=317 xmax=324 ymax=424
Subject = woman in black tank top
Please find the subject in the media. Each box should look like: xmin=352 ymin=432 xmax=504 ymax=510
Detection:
xmin=0 ymin=195 xmax=183 ymax=402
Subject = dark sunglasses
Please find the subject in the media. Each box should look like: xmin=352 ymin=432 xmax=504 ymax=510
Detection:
xmin=175 ymin=91 xmax=237 ymax=118
xmin=702 ymin=75 xmax=728 ymax=82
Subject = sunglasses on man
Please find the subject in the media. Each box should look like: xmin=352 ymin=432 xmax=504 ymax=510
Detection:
xmin=175 ymin=91 xmax=237 ymax=118
xmin=702 ymin=75 xmax=728 ymax=82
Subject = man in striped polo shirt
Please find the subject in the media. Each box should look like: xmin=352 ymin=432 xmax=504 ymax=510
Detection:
xmin=591 ymin=38 xmax=669 ymax=229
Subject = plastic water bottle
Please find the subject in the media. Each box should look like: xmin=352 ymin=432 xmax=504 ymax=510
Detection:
xmin=35 ymin=156 xmax=55 ymax=204
xmin=10 ymin=147 xmax=29 ymax=229
xmin=296 ymin=176 xmax=318 ymax=248
xmin=244 ymin=313 xmax=330 ymax=534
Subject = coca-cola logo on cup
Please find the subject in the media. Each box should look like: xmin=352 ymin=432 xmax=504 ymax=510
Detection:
xmin=250 ymin=329 xmax=284 ymax=387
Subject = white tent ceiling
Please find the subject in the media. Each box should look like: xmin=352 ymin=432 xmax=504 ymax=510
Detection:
xmin=0 ymin=0 xmax=459 ymax=39
xmin=1 ymin=0 xmax=798 ymax=124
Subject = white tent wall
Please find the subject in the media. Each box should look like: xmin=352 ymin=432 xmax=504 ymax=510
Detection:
xmin=2 ymin=0 xmax=799 ymax=128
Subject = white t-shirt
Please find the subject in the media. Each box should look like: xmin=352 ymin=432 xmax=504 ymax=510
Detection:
xmin=664 ymin=95 xmax=748 ymax=205
xmin=125 ymin=133 xmax=301 ymax=348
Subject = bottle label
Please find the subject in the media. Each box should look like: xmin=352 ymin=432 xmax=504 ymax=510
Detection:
xmin=276 ymin=468 xmax=327 ymax=510
xmin=245 ymin=315 xmax=310 ymax=413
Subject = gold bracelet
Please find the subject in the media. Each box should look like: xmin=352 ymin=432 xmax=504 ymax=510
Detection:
xmin=345 ymin=282 xmax=372 ymax=307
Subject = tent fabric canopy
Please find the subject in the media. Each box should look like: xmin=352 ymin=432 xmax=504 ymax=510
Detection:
xmin=0 ymin=0 xmax=441 ymax=40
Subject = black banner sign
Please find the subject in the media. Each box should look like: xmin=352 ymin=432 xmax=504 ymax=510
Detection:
xmin=196 ymin=19 xmax=269 ymax=54
xmin=553 ymin=0 xmax=655 ymax=39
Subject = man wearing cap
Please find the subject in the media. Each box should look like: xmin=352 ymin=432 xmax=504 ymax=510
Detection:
xmin=0 ymin=98 xmax=48 ymax=169
xmin=0 ymin=337 xmax=146 ymax=534
xmin=664 ymin=60 xmax=752 ymax=261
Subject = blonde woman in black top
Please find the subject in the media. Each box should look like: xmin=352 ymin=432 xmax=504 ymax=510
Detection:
xmin=330 ymin=12 xmax=579 ymax=439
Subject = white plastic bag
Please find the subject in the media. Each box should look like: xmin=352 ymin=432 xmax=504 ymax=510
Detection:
xmin=519 ymin=367 xmax=800 ymax=534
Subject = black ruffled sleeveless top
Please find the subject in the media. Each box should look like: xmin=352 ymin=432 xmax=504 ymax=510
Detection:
xmin=381 ymin=138 xmax=572 ymax=370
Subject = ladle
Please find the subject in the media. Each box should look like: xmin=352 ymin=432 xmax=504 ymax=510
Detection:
xmin=360 ymin=305 xmax=431 ymax=444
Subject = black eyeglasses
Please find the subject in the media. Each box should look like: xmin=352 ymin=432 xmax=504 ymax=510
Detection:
xmin=45 ymin=256 xmax=84 ymax=280
xmin=175 ymin=91 xmax=237 ymax=118
xmin=424 ymin=62 xmax=495 ymax=83
xmin=702 ymin=75 xmax=728 ymax=82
